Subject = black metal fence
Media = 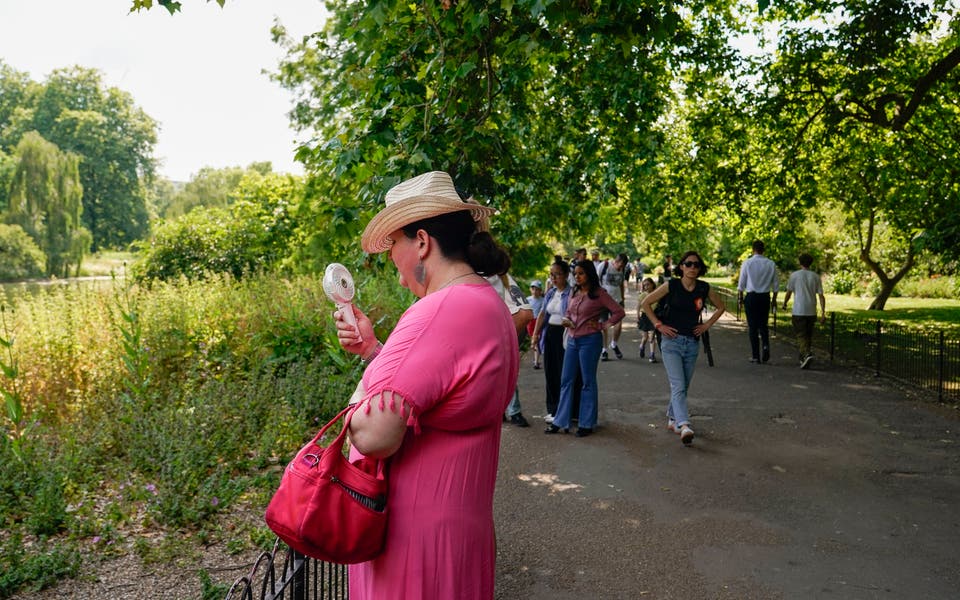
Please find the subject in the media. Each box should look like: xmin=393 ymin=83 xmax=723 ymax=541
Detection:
xmin=225 ymin=538 xmax=348 ymax=600
xmin=708 ymin=286 xmax=959 ymax=402
xmin=772 ymin=310 xmax=960 ymax=403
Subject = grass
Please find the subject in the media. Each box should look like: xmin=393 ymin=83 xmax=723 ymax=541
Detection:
xmin=78 ymin=251 xmax=137 ymax=277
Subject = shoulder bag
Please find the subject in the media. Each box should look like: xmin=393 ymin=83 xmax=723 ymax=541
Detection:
xmin=265 ymin=404 xmax=388 ymax=564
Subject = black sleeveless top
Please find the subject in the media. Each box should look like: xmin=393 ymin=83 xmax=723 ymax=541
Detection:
xmin=662 ymin=278 xmax=710 ymax=338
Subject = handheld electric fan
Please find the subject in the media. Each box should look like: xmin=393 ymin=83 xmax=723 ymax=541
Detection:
xmin=323 ymin=263 xmax=360 ymax=341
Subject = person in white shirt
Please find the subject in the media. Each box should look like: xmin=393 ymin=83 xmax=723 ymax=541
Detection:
xmin=599 ymin=253 xmax=628 ymax=360
xmin=782 ymin=253 xmax=826 ymax=369
xmin=737 ymin=240 xmax=779 ymax=363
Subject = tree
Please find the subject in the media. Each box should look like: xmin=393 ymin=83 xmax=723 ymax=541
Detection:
xmin=4 ymin=131 xmax=89 ymax=277
xmin=749 ymin=0 xmax=960 ymax=307
xmin=272 ymin=0 xmax=740 ymax=276
xmin=2 ymin=67 xmax=158 ymax=250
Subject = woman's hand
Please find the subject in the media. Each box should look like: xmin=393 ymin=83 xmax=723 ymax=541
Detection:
xmin=334 ymin=305 xmax=377 ymax=357
xmin=692 ymin=322 xmax=711 ymax=337
xmin=657 ymin=322 xmax=678 ymax=339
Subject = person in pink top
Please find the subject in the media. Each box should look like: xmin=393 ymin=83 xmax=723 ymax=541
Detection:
xmin=333 ymin=171 xmax=519 ymax=600
xmin=544 ymin=259 xmax=625 ymax=437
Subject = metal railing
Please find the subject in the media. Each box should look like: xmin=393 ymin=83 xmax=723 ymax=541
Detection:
xmin=771 ymin=306 xmax=960 ymax=403
xmin=711 ymin=285 xmax=959 ymax=403
xmin=225 ymin=538 xmax=348 ymax=600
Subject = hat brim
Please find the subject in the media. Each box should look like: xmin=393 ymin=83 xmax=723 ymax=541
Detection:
xmin=361 ymin=196 xmax=496 ymax=254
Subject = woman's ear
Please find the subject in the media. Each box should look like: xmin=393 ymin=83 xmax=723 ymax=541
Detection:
xmin=416 ymin=229 xmax=430 ymax=259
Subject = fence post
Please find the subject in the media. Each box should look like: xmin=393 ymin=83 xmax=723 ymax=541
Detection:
xmin=829 ymin=312 xmax=835 ymax=363
xmin=874 ymin=320 xmax=882 ymax=377
xmin=293 ymin=551 xmax=306 ymax=600
xmin=938 ymin=330 xmax=945 ymax=402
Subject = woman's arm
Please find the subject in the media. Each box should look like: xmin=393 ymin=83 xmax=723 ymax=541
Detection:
xmin=694 ymin=287 xmax=727 ymax=337
xmin=600 ymin=289 xmax=626 ymax=328
xmin=640 ymin=282 xmax=676 ymax=338
xmin=348 ymin=391 xmax=410 ymax=459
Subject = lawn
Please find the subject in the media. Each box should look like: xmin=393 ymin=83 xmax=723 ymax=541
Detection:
xmin=79 ymin=251 xmax=137 ymax=277
xmin=702 ymin=277 xmax=960 ymax=333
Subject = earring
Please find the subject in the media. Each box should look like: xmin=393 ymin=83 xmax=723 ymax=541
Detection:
xmin=414 ymin=260 xmax=426 ymax=285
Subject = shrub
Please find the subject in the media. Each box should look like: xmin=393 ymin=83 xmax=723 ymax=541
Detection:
xmin=0 ymin=224 xmax=46 ymax=281
xmin=896 ymin=276 xmax=959 ymax=299
xmin=825 ymin=271 xmax=858 ymax=295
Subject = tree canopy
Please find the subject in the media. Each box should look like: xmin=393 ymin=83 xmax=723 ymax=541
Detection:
xmin=128 ymin=0 xmax=960 ymax=306
xmin=0 ymin=63 xmax=158 ymax=251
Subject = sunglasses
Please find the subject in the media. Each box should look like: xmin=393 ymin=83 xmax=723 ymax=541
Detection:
xmin=682 ymin=261 xmax=701 ymax=268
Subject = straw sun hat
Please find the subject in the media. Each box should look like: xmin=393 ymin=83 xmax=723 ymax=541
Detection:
xmin=361 ymin=171 xmax=496 ymax=253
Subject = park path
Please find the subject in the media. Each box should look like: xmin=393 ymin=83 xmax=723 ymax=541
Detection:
xmin=493 ymin=284 xmax=960 ymax=599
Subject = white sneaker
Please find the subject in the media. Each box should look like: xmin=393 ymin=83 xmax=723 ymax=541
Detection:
xmin=544 ymin=414 xmax=554 ymax=424
xmin=667 ymin=419 xmax=680 ymax=434
xmin=680 ymin=425 xmax=695 ymax=445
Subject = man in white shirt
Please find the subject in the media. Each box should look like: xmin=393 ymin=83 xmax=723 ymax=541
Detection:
xmin=782 ymin=253 xmax=826 ymax=369
xmin=737 ymin=240 xmax=779 ymax=363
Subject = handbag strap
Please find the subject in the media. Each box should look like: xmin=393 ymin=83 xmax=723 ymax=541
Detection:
xmin=311 ymin=404 xmax=357 ymax=450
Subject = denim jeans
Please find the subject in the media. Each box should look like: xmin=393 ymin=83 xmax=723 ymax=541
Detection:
xmin=505 ymin=387 xmax=521 ymax=417
xmin=553 ymin=332 xmax=603 ymax=430
xmin=660 ymin=335 xmax=700 ymax=426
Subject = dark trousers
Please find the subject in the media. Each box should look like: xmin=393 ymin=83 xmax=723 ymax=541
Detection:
xmin=744 ymin=292 xmax=771 ymax=360
xmin=543 ymin=324 xmax=580 ymax=416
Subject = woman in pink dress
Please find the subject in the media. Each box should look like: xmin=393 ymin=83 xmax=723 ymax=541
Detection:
xmin=334 ymin=171 xmax=519 ymax=600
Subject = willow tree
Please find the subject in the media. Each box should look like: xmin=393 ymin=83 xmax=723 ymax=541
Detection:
xmin=4 ymin=131 xmax=89 ymax=277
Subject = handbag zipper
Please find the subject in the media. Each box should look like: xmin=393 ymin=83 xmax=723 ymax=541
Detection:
xmin=331 ymin=475 xmax=386 ymax=512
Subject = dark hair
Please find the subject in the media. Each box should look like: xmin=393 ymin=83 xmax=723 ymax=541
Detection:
xmin=402 ymin=210 xmax=511 ymax=276
xmin=752 ymin=240 xmax=765 ymax=254
xmin=573 ymin=258 xmax=601 ymax=298
xmin=798 ymin=253 xmax=814 ymax=268
xmin=673 ymin=250 xmax=708 ymax=277
xmin=551 ymin=257 xmax=570 ymax=277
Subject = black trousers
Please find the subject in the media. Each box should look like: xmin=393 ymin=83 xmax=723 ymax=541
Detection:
xmin=743 ymin=292 xmax=771 ymax=360
xmin=543 ymin=324 xmax=580 ymax=416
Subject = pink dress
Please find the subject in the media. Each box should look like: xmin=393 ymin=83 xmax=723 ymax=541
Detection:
xmin=348 ymin=282 xmax=519 ymax=600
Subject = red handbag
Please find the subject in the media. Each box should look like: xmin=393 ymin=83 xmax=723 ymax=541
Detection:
xmin=265 ymin=405 xmax=388 ymax=564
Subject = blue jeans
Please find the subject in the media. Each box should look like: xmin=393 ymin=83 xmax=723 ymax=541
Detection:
xmin=505 ymin=387 xmax=521 ymax=417
xmin=660 ymin=335 xmax=700 ymax=426
xmin=554 ymin=332 xmax=602 ymax=429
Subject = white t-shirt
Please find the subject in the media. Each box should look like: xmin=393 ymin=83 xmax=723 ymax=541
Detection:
xmin=786 ymin=269 xmax=823 ymax=316
xmin=600 ymin=262 xmax=625 ymax=303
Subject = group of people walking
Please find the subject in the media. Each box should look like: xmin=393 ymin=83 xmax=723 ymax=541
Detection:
xmin=527 ymin=242 xmax=827 ymax=447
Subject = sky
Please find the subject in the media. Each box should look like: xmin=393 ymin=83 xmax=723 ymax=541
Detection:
xmin=0 ymin=0 xmax=328 ymax=182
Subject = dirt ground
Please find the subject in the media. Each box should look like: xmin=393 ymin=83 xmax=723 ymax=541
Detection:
xmin=13 ymin=287 xmax=959 ymax=599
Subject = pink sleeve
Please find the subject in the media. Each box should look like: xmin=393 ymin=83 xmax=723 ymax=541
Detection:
xmin=360 ymin=302 xmax=456 ymax=428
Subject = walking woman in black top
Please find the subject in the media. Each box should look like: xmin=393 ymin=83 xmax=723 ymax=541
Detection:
xmin=640 ymin=251 xmax=725 ymax=445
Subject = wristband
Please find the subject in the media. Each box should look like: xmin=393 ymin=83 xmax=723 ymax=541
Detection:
xmin=362 ymin=342 xmax=383 ymax=365
xmin=654 ymin=322 xmax=663 ymax=330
